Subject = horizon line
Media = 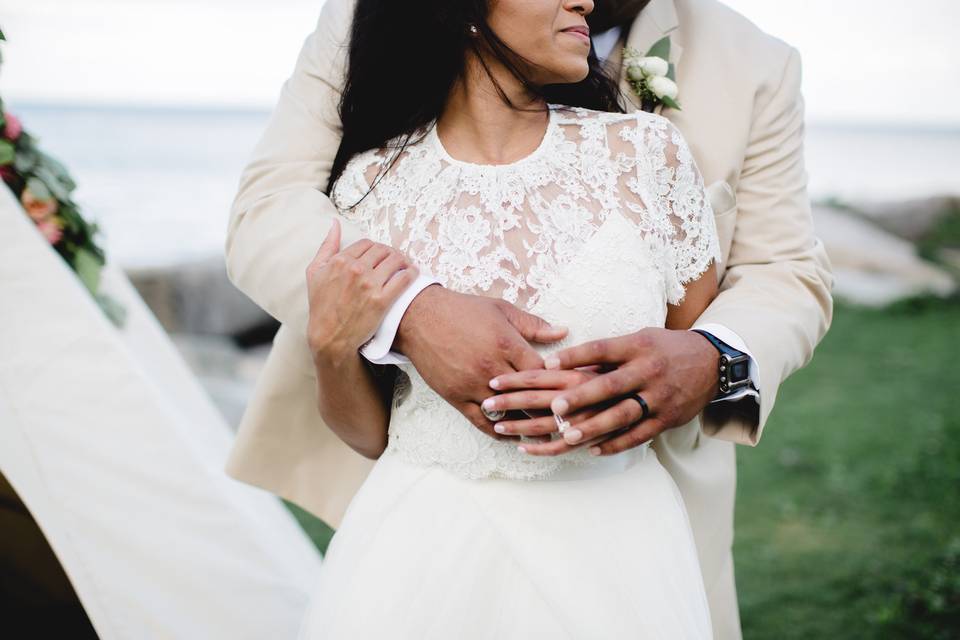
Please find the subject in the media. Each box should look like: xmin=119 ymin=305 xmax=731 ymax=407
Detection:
xmin=7 ymin=98 xmax=960 ymax=134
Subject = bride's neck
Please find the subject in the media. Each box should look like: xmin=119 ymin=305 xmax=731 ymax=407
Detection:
xmin=436 ymin=56 xmax=548 ymax=165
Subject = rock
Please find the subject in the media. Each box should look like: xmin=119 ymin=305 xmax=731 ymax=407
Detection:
xmin=126 ymin=257 xmax=275 ymax=338
xmin=939 ymin=247 xmax=960 ymax=268
xmin=844 ymin=195 xmax=959 ymax=242
xmin=812 ymin=205 xmax=956 ymax=306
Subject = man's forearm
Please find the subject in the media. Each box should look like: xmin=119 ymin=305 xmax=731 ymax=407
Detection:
xmin=224 ymin=0 xmax=357 ymax=336
xmin=695 ymin=247 xmax=833 ymax=444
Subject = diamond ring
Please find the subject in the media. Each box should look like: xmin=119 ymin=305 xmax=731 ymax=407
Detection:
xmin=481 ymin=406 xmax=507 ymax=422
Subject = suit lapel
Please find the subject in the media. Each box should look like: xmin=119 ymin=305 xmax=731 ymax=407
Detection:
xmin=617 ymin=0 xmax=683 ymax=111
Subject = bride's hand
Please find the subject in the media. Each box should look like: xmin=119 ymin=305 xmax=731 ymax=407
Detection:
xmin=306 ymin=220 xmax=419 ymax=361
xmin=481 ymin=369 xmax=604 ymax=439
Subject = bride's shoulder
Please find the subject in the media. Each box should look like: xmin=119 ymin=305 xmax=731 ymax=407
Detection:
xmin=551 ymin=106 xmax=683 ymax=153
xmin=331 ymin=146 xmax=387 ymax=210
xmin=552 ymin=106 xmax=678 ymax=138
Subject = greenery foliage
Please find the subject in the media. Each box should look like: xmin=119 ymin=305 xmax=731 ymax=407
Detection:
xmin=0 ymin=27 xmax=124 ymax=325
xmin=736 ymin=298 xmax=960 ymax=639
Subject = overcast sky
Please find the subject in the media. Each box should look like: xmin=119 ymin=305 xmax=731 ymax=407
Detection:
xmin=2 ymin=0 xmax=958 ymax=126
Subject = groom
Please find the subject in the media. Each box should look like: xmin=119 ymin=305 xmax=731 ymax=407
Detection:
xmin=224 ymin=0 xmax=833 ymax=638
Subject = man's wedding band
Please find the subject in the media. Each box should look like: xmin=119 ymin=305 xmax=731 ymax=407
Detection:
xmin=481 ymin=406 xmax=507 ymax=422
xmin=629 ymin=394 xmax=651 ymax=421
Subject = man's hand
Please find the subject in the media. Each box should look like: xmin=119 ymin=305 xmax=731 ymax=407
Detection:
xmin=393 ymin=285 xmax=567 ymax=438
xmin=500 ymin=328 xmax=720 ymax=456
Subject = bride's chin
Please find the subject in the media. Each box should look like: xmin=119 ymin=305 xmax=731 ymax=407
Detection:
xmin=542 ymin=63 xmax=590 ymax=86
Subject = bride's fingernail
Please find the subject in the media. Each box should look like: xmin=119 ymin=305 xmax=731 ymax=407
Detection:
xmin=563 ymin=428 xmax=583 ymax=444
xmin=517 ymin=445 xmax=528 ymax=454
xmin=494 ymin=423 xmax=506 ymax=434
xmin=589 ymin=446 xmax=602 ymax=456
xmin=489 ymin=378 xmax=501 ymax=389
xmin=482 ymin=398 xmax=497 ymax=411
xmin=551 ymin=397 xmax=569 ymax=414
xmin=544 ymin=356 xmax=560 ymax=370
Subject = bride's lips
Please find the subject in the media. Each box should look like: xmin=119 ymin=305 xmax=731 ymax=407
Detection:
xmin=561 ymin=25 xmax=591 ymax=45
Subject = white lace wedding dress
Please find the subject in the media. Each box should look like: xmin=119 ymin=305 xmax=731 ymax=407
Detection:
xmin=298 ymin=107 xmax=721 ymax=639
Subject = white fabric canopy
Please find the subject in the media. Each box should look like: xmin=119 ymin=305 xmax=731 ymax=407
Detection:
xmin=0 ymin=184 xmax=322 ymax=639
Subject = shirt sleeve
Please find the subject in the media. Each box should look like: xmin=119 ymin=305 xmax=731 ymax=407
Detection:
xmin=359 ymin=273 xmax=441 ymax=365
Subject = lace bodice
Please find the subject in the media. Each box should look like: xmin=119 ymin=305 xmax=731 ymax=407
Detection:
xmin=332 ymin=107 xmax=721 ymax=479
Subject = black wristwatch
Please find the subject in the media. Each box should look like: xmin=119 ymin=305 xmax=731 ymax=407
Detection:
xmin=692 ymin=330 xmax=752 ymax=395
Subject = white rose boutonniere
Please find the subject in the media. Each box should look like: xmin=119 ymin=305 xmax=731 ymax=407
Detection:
xmin=623 ymin=36 xmax=681 ymax=112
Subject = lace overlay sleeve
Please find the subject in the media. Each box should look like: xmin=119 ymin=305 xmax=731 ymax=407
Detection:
xmin=620 ymin=114 xmax=722 ymax=305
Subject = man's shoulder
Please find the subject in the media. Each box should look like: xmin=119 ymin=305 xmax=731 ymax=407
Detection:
xmin=675 ymin=0 xmax=797 ymax=72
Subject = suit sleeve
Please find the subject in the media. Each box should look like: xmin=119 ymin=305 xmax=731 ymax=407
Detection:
xmin=696 ymin=47 xmax=834 ymax=446
xmin=224 ymin=0 xmax=364 ymax=338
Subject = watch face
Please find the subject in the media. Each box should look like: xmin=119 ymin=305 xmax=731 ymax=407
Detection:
xmin=731 ymin=359 xmax=749 ymax=382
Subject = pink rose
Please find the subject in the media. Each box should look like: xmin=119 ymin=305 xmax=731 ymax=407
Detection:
xmin=21 ymin=187 xmax=59 ymax=222
xmin=37 ymin=217 xmax=64 ymax=245
xmin=3 ymin=112 xmax=22 ymax=141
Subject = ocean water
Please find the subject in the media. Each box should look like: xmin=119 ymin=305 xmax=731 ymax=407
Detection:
xmin=11 ymin=103 xmax=960 ymax=268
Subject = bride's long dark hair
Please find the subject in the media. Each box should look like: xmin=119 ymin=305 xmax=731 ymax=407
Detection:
xmin=327 ymin=0 xmax=625 ymax=196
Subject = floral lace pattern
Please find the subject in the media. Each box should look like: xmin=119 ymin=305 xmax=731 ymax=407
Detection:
xmin=332 ymin=107 xmax=721 ymax=479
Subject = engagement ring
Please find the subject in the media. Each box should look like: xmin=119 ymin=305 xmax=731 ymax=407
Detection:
xmin=481 ymin=406 xmax=507 ymax=422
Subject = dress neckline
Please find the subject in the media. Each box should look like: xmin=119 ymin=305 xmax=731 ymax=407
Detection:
xmin=427 ymin=108 xmax=559 ymax=171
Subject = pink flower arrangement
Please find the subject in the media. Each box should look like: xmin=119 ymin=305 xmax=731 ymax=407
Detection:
xmin=3 ymin=111 xmax=21 ymax=141
xmin=0 ymin=30 xmax=125 ymax=325
xmin=37 ymin=217 xmax=64 ymax=244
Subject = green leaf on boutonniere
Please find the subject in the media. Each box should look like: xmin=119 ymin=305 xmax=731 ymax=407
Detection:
xmin=667 ymin=63 xmax=676 ymax=82
xmin=0 ymin=139 xmax=14 ymax=165
xmin=0 ymin=27 xmax=6 ymax=41
xmin=646 ymin=36 xmax=671 ymax=61
xmin=73 ymin=246 xmax=103 ymax=294
xmin=660 ymin=95 xmax=682 ymax=111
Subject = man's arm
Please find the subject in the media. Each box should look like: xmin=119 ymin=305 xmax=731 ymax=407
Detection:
xmin=225 ymin=0 xmax=361 ymax=338
xmin=694 ymin=47 xmax=833 ymax=445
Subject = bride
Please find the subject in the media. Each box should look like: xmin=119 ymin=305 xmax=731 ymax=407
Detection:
xmin=298 ymin=0 xmax=720 ymax=637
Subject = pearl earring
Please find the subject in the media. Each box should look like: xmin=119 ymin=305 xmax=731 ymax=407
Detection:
xmin=468 ymin=24 xmax=479 ymax=35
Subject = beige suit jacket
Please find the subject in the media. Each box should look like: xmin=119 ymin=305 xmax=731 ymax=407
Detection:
xmin=224 ymin=0 xmax=833 ymax=637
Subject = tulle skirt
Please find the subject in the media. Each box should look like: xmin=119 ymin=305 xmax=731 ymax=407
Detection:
xmin=298 ymin=447 xmax=712 ymax=639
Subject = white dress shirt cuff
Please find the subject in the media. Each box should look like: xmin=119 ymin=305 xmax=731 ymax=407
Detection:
xmin=690 ymin=322 xmax=761 ymax=404
xmin=359 ymin=273 xmax=441 ymax=366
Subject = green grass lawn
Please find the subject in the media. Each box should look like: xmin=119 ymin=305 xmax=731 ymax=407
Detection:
xmin=735 ymin=297 xmax=960 ymax=639
xmin=287 ymin=297 xmax=960 ymax=639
